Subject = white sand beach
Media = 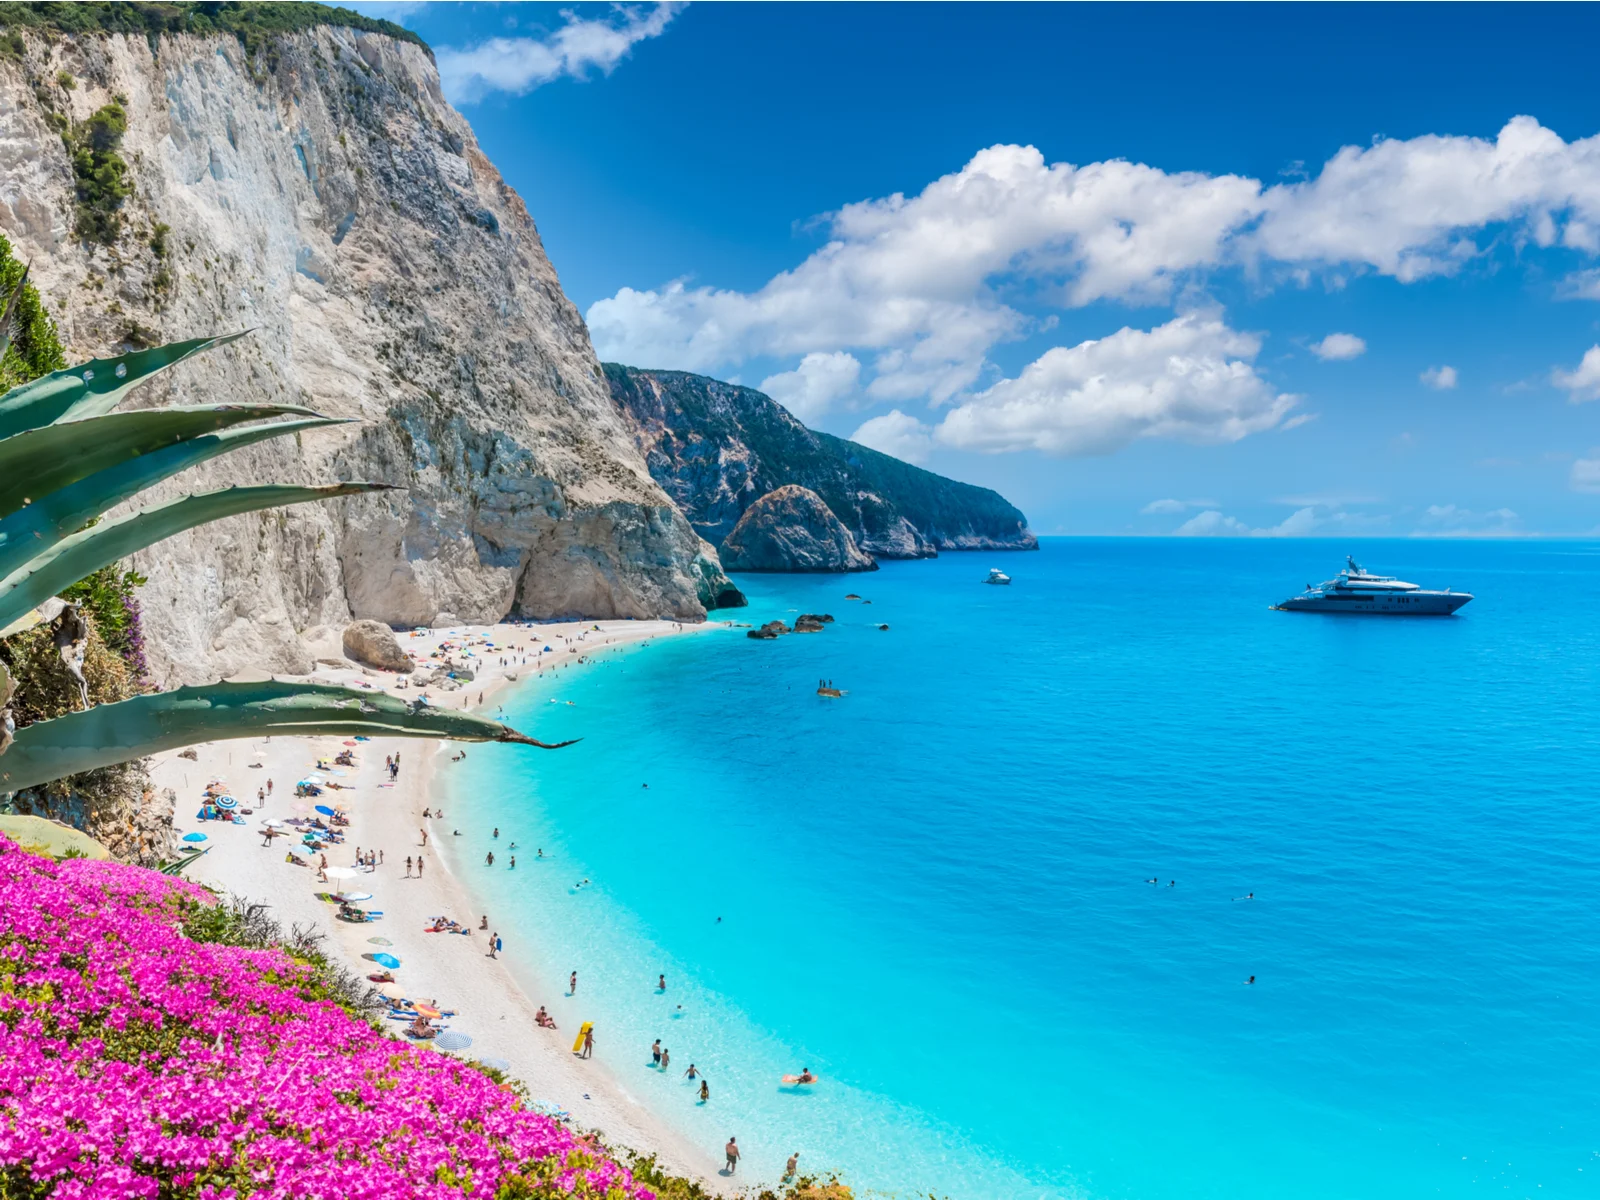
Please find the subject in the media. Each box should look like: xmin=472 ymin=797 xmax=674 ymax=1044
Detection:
xmin=148 ymin=618 xmax=734 ymax=1190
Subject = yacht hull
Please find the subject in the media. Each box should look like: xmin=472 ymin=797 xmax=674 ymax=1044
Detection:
xmin=1277 ymin=590 xmax=1472 ymax=615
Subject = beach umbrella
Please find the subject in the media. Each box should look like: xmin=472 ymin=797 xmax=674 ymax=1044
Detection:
xmin=479 ymin=1057 xmax=510 ymax=1071
xmin=434 ymin=1032 xmax=472 ymax=1051
xmin=334 ymin=892 xmax=373 ymax=903
xmin=181 ymin=832 xmax=208 ymax=843
xmin=314 ymin=804 xmax=336 ymax=816
xmin=342 ymin=740 xmax=358 ymax=746
xmin=215 ymin=795 xmax=237 ymax=810
xmin=413 ymin=1004 xmax=442 ymax=1019
xmin=260 ymin=819 xmax=285 ymax=828
xmin=372 ymin=953 xmax=401 ymax=970
xmin=367 ymin=937 xmax=393 ymax=947
xmin=324 ymin=867 xmax=360 ymax=880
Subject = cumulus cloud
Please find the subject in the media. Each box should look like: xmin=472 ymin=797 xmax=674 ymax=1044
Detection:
xmin=1553 ymin=346 xmax=1600 ymax=401
xmin=589 ymin=115 xmax=1600 ymax=453
xmin=1571 ymin=457 xmax=1600 ymax=492
xmin=1175 ymin=507 xmax=1321 ymax=537
xmin=1310 ymin=332 xmax=1367 ymax=360
xmin=1420 ymin=365 xmax=1459 ymax=389
xmin=1141 ymin=498 xmax=1217 ymax=515
xmin=437 ymin=3 xmax=683 ymax=103
xmin=932 ymin=313 xmax=1298 ymax=456
xmin=1417 ymin=504 xmax=1518 ymax=535
xmin=758 ymin=352 xmax=861 ymax=423
xmin=849 ymin=410 xmax=934 ymax=464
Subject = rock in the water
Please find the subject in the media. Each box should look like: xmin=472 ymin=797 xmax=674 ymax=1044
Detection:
xmin=747 ymin=620 xmax=790 ymax=640
xmin=720 ymin=487 xmax=877 ymax=573
xmin=341 ymin=620 xmax=412 ymax=672
xmin=793 ymin=612 xmax=835 ymax=633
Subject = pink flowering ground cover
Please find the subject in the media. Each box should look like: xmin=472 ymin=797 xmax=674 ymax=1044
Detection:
xmin=0 ymin=835 xmax=652 ymax=1200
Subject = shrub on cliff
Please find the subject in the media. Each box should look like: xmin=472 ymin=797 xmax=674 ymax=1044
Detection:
xmin=0 ymin=235 xmax=66 ymax=394
xmin=0 ymin=835 xmax=652 ymax=1199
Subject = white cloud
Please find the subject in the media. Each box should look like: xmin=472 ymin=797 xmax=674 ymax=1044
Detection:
xmin=590 ymin=115 xmax=1600 ymax=454
xmin=1417 ymin=503 xmax=1519 ymax=535
xmin=1140 ymin=498 xmax=1217 ymax=515
xmin=932 ymin=313 xmax=1298 ymax=456
xmin=1310 ymin=332 xmax=1367 ymax=360
xmin=758 ymin=352 xmax=861 ymax=423
xmin=1553 ymin=346 xmax=1600 ymax=401
xmin=1571 ymin=457 xmax=1600 ymax=492
xmin=1420 ymin=364 xmax=1459 ymax=390
xmin=437 ymin=3 xmax=683 ymax=103
xmin=1175 ymin=507 xmax=1321 ymax=537
xmin=849 ymin=410 xmax=934 ymax=464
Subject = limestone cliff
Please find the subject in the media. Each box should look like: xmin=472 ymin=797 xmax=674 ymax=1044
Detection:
xmin=0 ymin=22 xmax=739 ymax=686
xmin=605 ymin=364 xmax=1039 ymax=561
xmin=720 ymin=485 xmax=877 ymax=573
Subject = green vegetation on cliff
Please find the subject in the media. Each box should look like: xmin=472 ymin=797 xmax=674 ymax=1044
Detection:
xmin=0 ymin=1 xmax=429 ymax=56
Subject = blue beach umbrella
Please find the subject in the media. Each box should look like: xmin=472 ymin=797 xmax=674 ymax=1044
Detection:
xmin=314 ymin=804 xmax=336 ymax=816
xmin=214 ymin=794 xmax=237 ymax=810
xmin=372 ymin=953 xmax=401 ymax=970
xmin=434 ymin=1032 xmax=472 ymax=1051
xmin=181 ymin=832 xmax=207 ymax=843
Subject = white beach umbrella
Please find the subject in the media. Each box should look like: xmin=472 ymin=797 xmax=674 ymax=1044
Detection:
xmin=324 ymin=867 xmax=361 ymax=880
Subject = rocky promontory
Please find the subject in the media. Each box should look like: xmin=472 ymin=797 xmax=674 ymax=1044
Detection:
xmin=720 ymin=486 xmax=878 ymax=573
xmin=605 ymin=365 xmax=1039 ymax=563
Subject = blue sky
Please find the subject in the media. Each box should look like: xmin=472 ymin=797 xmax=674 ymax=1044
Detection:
xmin=352 ymin=2 xmax=1600 ymax=537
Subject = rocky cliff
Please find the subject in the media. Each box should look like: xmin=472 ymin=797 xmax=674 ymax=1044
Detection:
xmin=605 ymin=364 xmax=1039 ymax=562
xmin=720 ymin=485 xmax=877 ymax=573
xmin=0 ymin=19 xmax=739 ymax=686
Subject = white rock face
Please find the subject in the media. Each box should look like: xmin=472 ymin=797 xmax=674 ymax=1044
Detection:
xmin=0 ymin=28 xmax=734 ymax=685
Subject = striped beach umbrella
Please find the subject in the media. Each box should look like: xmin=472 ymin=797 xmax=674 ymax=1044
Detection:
xmin=434 ymin=1032 xmax=472 ymax=1052
xmin=215 ymin=795 xmax=237 ymax=810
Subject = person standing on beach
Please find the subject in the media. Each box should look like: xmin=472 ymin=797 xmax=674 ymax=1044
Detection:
xmin=581 ymin=1027 xmax=594 ymax=1058
xmin=570 ymin=971 xmax=577 ymax=995
xmin=405 ymin=856 xmax=412 ymax=877
xmin=489 ymin=933 xmax=498 ymax=959
xmin=417 ymin=856 xmax=424 ymax=877
xmin=785 ymin=1153 xmax=799 ymax=1181
xmin=724 ymin=1138 xmax=739 ymax=1174
xmin=420 ymin=828 xmax=428 ymax=847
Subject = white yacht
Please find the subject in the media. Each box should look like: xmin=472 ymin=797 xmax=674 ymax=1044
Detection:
xmin=984 ymin=567 xmax=1011 ymax=585
xmin=1276 ymin=557 xmax=1471 ymax=615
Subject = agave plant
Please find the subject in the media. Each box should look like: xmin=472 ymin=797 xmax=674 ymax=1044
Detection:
xmin=0 ymin=270 xmax=570 ymax=787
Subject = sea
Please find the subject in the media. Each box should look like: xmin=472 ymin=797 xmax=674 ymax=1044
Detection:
xmin=444 ymin=538 xmax=1600 ymax=1200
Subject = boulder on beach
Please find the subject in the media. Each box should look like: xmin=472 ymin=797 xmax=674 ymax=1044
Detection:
xmin=341 ymin=620 xmax=412 ymax=672
xmin=720 ymin=486 xmax=877 ymax=573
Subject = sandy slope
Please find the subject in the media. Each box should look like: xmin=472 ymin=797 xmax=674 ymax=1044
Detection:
xmin=148 ymin=618 xmax=735 ymax=1190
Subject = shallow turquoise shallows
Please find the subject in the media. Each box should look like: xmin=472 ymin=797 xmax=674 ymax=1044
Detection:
xmin=446 ymin=539 xmax=1600 ymax=1199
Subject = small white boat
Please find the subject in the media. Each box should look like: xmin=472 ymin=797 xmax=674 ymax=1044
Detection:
xmin=984 ymin=568 xmax=1011 ymax=585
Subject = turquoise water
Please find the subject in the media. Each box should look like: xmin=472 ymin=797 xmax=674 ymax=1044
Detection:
xmin=447 ymin=539 xmax=1600 ymax=1199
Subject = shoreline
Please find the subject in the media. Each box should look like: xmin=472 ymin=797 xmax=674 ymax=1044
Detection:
xmin=150 ymin=617 xmax=737 ymax=1192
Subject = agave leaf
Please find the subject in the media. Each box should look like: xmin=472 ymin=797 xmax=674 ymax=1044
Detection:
xmin=0 ymin=482 xmax=394 ymax=631
xmin=0 ymin=415 xmax=348 ymax=584
xmin=0 ymin=331 xmax=250 ymax=442
xmin=0 ymin=263 xmax=28 ymax=364
xmin=0 ymin=681 xmax=577 ymax=790
xmin=0 ymin=403 xmax=325 ymax=520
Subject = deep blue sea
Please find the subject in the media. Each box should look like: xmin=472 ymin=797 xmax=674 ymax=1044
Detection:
xmin=446 ymin=539 xmax=1600 ymax=1200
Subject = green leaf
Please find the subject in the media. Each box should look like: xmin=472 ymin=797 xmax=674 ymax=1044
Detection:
xmin=0 ymin=415 xmax=347 ymax=585
xmin=0 ymin=402 xmax=326 ymax=520
xmin=0 ymin=482 xmax=394 ymax=631
xmin=0 ymin=681 xmax=576 ymax=791
xmin=0 ymin=330 xmax=250 ymax=441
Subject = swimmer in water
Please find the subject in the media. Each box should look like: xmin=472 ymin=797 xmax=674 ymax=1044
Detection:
xmin=1145 ymin=878 xmax=1158 ymax=884
xmin=1246 ymin=975 xmax=1256 ymax=985
xmin=1233 ymin=892 xmax=1255 ymax=901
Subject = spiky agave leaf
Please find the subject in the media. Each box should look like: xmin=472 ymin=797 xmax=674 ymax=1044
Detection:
xmin=0 ymin=415 xmax=348 ymax=584
xmin=0 ymin=402 xmax=326 ymax=520
xmin=0 ymin=331 xmax=250 ymax=442
xmin=0 ymin=482 xmax=394 ymax=631
xmin=0 ymin=680 xmax=577 ymax=790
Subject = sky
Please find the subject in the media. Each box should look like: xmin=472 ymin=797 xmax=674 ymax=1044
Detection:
xmin=348 ymin=1 xmax=1600 ymax=538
